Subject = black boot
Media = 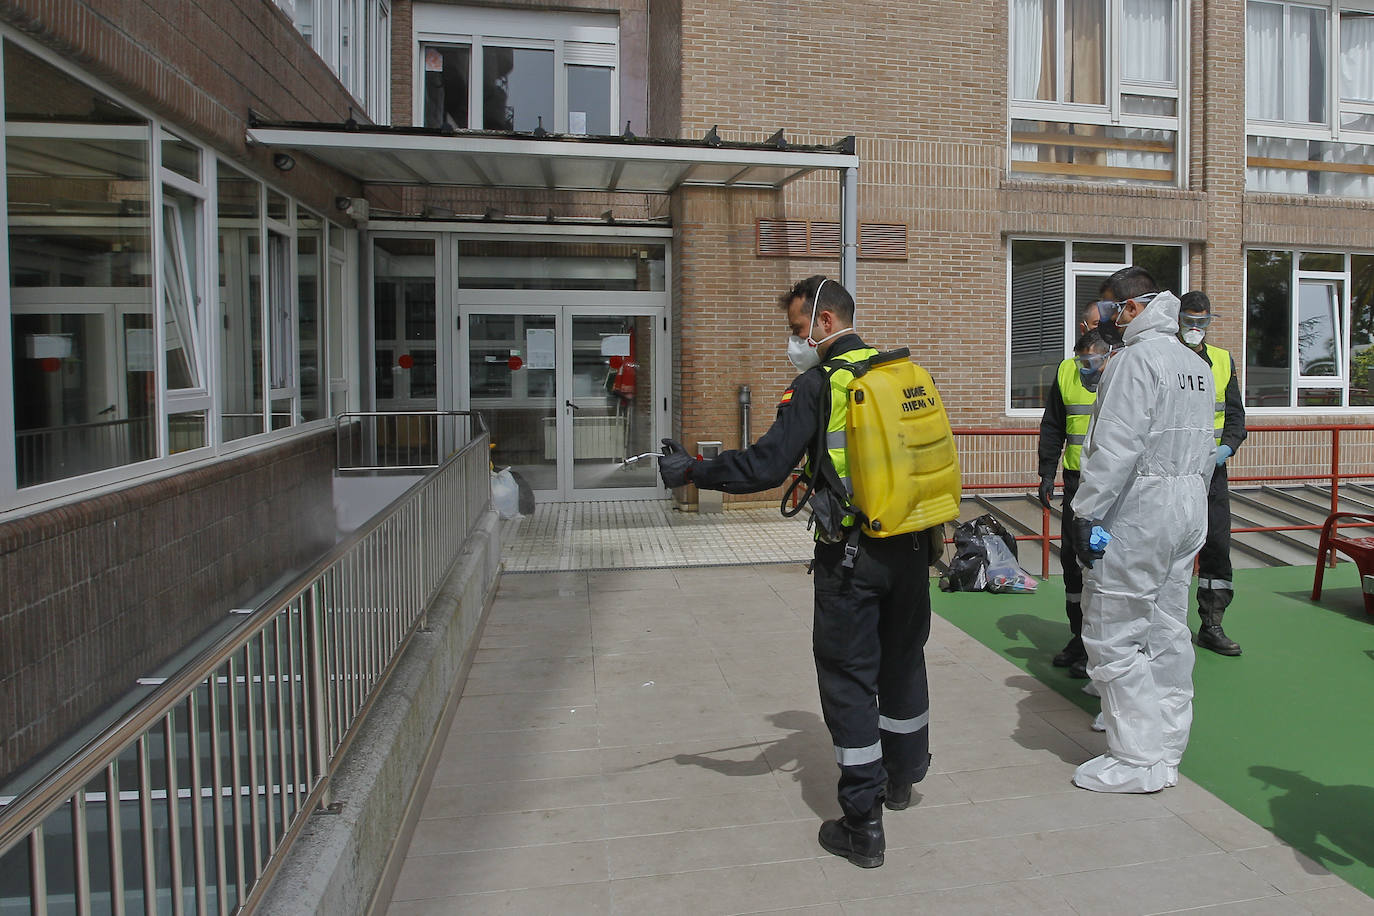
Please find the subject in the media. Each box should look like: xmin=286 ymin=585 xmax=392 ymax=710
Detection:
xmin=885 ymin=779 xmax=911 ymax=811
xmin=1197 ymin=624 xmax=1241 ymax=656
xmin=1052 ymin=635 xmax=1086 ymax=668
xmin=818 ymin=804 xmax=885 ymax=867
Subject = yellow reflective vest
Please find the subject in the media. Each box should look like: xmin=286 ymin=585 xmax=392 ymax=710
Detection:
xmin=1204 ymin=344 xmax=1231 ymax=445
xmin=1056 ymin=357 xmax=1096 ymax=471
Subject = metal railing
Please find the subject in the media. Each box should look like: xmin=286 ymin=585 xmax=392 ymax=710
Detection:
xmin=953 ymin=424 xmax=1374 ymax=578
xmin=0 ymin=411 xmax=490 ymax=915
xmin=15 ymin=416 xmax=156 ymax=488
xmin=335 ymin=411 xmax=477 ymax=473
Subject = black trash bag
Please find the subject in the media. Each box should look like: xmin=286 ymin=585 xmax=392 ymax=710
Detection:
xmin=939 ymin=514 xmax=1037 ymax=594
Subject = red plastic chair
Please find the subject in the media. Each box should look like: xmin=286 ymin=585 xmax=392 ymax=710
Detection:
xmin=1312 ymin=512 xmax=1374 ymax=616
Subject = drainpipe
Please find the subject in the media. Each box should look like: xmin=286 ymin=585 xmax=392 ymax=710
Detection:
xmin=841 ymin=166 xmax=858 ymax=292
xmin=739 ymin=385 xmax=752 ymax=446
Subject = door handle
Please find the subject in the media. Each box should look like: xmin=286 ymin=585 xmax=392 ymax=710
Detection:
xmin=565 ymin=400 xmax=581 ymax=411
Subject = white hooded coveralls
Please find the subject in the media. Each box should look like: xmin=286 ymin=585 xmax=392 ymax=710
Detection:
xmin=1071 ymin=291 xmax=1217 ymax=793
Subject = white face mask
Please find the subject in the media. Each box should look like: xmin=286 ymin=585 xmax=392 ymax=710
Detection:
xmin=786 ymin=279 xmax=849 ymax=371
xmin=1182 ymin=327 xmax=1205 ymax=346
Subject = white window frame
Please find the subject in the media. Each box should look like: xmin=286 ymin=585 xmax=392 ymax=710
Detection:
xmin=1008 ymin=0 xmax=1190 ymax=186
xmin=412 ymin=4 xmax=620 ymax=134
xmin=1005 ymin=237 xmax=1190 ymax=416
xmin=1246 ymin=0 xmax=1374 ymax=144
xmin=0 ymin=28 xmax=357 ymax=514
xmin=1242 ymin=248 xmax=1374 ymax=412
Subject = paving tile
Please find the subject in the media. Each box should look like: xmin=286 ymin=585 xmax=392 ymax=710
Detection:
xmin=384 ymin=551 xmax=1372 ymax=916
xmin=388 ymin=883 xmax=612 ymax=916
xmin=390 ymin=841 xmax=608 ymax=899
xmin=1011 ymin=814 xmax=1223 ymax=875
xmin=1034 ymin=853 xmax=1282 ymax=915
xmin=1232 ymin=844 xmax=1349 ymax=894
xmin=608 ymin=860 xmax=836 ymax=916
xmin=605 ymin=821 xmax=815 ymax=878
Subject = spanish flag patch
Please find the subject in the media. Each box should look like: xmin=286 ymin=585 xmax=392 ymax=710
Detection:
xmin=779 ymin=388 xmax=794 ymax=406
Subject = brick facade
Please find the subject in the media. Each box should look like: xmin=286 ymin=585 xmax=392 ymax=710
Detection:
xmin=0 ymin=434 xmax=336 ymax=783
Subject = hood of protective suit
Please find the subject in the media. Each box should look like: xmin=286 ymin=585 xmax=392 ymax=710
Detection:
xmin=1122 ymin=290 xmax=1181 ymax=346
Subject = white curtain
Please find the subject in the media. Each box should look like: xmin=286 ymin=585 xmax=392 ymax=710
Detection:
xmin=1247 ymin=1 xmax=1284 ymax=120
xmin=1341 ymin=11 xmax=1374 ymax=103
xmin=1013 ymin=0 xmax=1050 ymax=100
xmin=1247 ymin=136 xmax=1310 ymax=192
xmin=1122 ymin=0 xmax=1175 ymax=84
xmin=1287 ymin=5 xmax=1328 ymax=123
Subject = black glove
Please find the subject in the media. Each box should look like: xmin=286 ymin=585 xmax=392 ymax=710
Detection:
xmin=1037 ymin=476 xmax=1055 ymax=509
xmin=1070 ymin=516 xmax=1106 ymax=569
xmin=658 ymin=438 xmax=700 ymax=489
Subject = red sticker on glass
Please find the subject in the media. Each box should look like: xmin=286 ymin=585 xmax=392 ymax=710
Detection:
xmin=40 ymin=357 xmax=60 ymax=373
xmin=398 ymin=354 xmax=414 ymax=369
xmin=608 ymin=356 xmax=623 ymax=369
xmin=508 ymin=355 xmax=524 ymax=371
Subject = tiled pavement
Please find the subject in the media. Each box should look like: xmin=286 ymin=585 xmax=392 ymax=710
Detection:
xmin=384 ymin=512 xmax=1374 ymax=915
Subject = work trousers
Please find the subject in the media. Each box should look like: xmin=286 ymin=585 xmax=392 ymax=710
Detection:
xmin=1196 ymin=465 xmax=1234 ymax=625
xmin=812 ymin=531 xmax=932 ymax=818
xmin=1060 ymin=470 xmax=1084 ymax=637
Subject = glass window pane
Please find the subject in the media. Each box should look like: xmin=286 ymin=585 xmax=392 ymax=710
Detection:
xmin=1350 ymin=255 xmax=1374 ymax=405
xmin=298 ymin=213 xmax=323 ymax=421
xmin=374 ymin=237 xmax=436 ymax=408
xmin=1010 ymin=239 xmax=1067 ymax=410
xmin=473 ymin=313 xmax=558 ymax=490
xmin=457 ymin=241 xmax=665 ymax=290
xmin=1064 ymin=0 xmax=1106 ymax=105
xmin=1012 ymin=0 xmax=1056 ymax=100
xmin=163 ymin=186 xmax=203 ymax=391
xmin=1247 ymin=1 xmax=1285 ymax=120
xmin=423 ymin=44 xmax=471 ymax=129
xmin=218 ymin=163 xmax=264 ymax=441
xmin=1297 ymin=279 xmax=1341 ymax=376
xmin=1341 ymin=10 xmax=1374 ymax=103
xmin=567 ymin=65 xmax=612 ymax=134
xmin=162 ymin=132 xmax=200 ymax=182
xmin=169 ymin=410 xmax=207 ymax=453
xmin=266 ymin=190 xmax=289 ymax=223
xmin=1122 ymin=0 xmax=1175 ymax=84
xmin=268 ymin=231 xmax=292 ymax=392
xmin=1289 ymin=6 xmax=1329 ymax=123
xmin=6 ymin=41 xmax=156 ymax=487
xmin=1133 ymin=244 xmax=1184 ymax=296
xmin=483 ymin=46 xmax=553 ymax=131
xmin=1299 ymin=251 xmax=1343 ymax=272
xmin=1011 ymin=120 xmax=1176 ymax=184
xmin=1073 ymin=241 xmax=1126 ymax=264
xmin=1246 ymin=249 xmax=1293 ymax=407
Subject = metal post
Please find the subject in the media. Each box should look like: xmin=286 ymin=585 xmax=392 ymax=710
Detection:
xmin=738 ymin=385 xmax=751 ymax=447
xmin=1042 ymin=505 xmax=1051 ymax=579
xmin=840 ymin=166 xmax=858 ymax=292
xmin=1331 ymin=428 xmax=1341 ymax=568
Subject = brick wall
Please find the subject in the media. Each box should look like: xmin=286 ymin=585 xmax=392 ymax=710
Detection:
xmin=0 ymin=434 xmax=336 ymax=784
xmin=0 ymin=0 xmax=362 ymax=214
xmin=661 ymin=0 xmax=1374 ymax=509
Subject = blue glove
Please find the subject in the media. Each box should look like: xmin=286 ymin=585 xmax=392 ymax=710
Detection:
xmin=1215 ymin=444 xmax=1233 ymax=467
xmin=1070 ymin=517 xmax=1107 ymax=569
xmin=1090 ymin=526 xmax=1111 ymax=552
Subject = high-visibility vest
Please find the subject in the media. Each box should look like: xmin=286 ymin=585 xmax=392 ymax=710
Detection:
xmin=1056 ymin=357 xmax=1096 ymax=471
xmin=1205 ymin=345 xmax=1231 ymax=445
xmin=805 ymin=346 xmax=880 ymax=528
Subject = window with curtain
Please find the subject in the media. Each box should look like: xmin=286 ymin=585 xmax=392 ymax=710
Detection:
xmin=1246 ymin=2 xmax=1374 ymax=197
xmin=1010 ymin=0 xmax=1182 ymax=185
xmin=1008 ymin=238 xmax=1187 ymax=411
xmin=415 ymin=4 xmax=619 ymax=135
xmin=1245 ymin=249 xmax=1374 ymax=409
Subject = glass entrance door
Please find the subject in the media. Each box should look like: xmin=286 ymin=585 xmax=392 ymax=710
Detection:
xmin=461 ymin=304 xmax=664 ymax=501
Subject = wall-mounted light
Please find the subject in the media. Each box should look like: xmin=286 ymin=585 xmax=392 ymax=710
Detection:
xmin=272 ymin=152 xmax=296 ymax=172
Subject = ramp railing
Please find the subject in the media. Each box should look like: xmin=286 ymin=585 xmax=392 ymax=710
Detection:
xmin=0 ymin=412 xmax=489 ymax=915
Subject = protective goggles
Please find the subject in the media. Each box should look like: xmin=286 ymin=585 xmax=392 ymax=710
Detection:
xmin=1178 ymin=314 xmax=1212 ymax=331
xmin=1075 ymin=351 xmax=1112 ymax=373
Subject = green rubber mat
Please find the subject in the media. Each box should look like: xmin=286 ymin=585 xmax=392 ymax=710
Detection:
xmin=933 ymin=563 xmax=1374 ymax=900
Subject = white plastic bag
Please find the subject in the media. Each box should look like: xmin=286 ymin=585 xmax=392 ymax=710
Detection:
xmin=491 ymin=467 xmax=521 ymax=519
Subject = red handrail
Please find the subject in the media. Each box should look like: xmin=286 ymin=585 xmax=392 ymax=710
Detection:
xmin=952 ymin=423 xmax=1374 ymax=577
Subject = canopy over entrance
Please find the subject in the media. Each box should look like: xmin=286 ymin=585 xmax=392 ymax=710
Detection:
xmin=246 ymin=121 xmax=861 ymax=285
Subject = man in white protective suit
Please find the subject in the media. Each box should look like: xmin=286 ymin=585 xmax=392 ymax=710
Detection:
xmin=1069 ymin=266 xmax=1216 ymax=794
